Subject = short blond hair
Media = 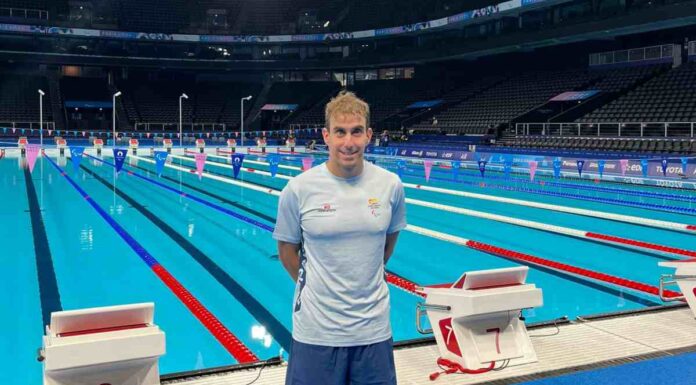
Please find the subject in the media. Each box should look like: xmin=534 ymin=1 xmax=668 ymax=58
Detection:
xmin=325 ymin=90 xmax=370 ymax=130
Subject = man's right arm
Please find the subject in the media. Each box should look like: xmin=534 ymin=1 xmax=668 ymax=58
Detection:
xmin=278 ymin=241 xmax=301 ymax=282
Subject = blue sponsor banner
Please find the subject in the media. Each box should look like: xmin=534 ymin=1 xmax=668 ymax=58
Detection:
xmin=552 ymin=157 xmax=562 ymax=178
xmin=640 ymin=159 xmax=649 ymax=177
xmin=154 ymin=151 xmax=168 ymax=176
xmin=69 ymin=146 xmax=85 ymax=172
xmin=231 ymin=154 xmax=245 ymax=178
xmin=268 ymin=154 xmax=280 ymax=177
xmin=113 ymin=148 xmax=127 ymax=172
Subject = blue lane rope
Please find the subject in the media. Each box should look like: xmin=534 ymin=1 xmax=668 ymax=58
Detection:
xmin=86 ymin=154 xmax=275 ymax=233
xmin=444 ymin=168 xmax=696 ymax=203
xmin=397 ymin=167 xmax=696 ymax=216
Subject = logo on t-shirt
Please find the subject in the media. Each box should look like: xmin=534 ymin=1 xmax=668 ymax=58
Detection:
xmin=318 ymin=203 xmax=336 ymax=213
xmin=368 ymin=198 xmax=381 ymax=217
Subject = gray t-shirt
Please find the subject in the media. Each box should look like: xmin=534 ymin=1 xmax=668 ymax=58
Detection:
xmin=273 ymin=161 xmax=407 ymax=346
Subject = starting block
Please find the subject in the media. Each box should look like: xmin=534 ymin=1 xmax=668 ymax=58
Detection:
xmin=129 ymin=139 xmax=139 ymax=155
xmin=56 ymin=138 xmax=67 ymax=157
xmin=40 ymin=303 xmax=165 ymax=385
xmin=18 ymin=137 xmax=28 ymax=156
xmin=256 ymin=137 xmax=267 ymax=154
xmin=227 ymin=138 xmax=237 ymax=153
xmin=659 ymin=260 xmax=696 ymax=318
xmin=93 ymin=138 xmax=104 ymax=156
xmin=285 ymin=137 xmax=296 ymax=153
xmin=162 ymin=138 xmax=173 ymax=153
xmin=195 ymin=138 xmax=205 ymax=153
xmin=416 ymin=266 xmax=542 ymax=373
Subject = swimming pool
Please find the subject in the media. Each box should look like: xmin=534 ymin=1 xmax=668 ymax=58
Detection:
xmin=3 ymin=147 xmax=694 ymax=384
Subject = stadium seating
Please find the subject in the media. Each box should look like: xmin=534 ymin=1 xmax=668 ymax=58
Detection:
xmin=579 ymin=62 xmax=696 ymax=123
xmin=0 ymin=74 xmax=52 ymax=123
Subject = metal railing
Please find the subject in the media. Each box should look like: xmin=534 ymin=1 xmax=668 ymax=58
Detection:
xmin=589 ymin=44 xmax=676 ymax=67
xmin=0 ymin=7 xmax=48 ymax=20
xmin=515 ymin=122 xmax=695 ymax=138
xmin=0 ymin=121 xmax=55 ymax=132
xmin=134 ymin=122 xmax=227 ymax=132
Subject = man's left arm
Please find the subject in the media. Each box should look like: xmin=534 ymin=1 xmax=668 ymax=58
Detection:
xmin=384 ymin=231 xmax=400 ymax=264
xmin=385 ymin=179 xmax=407 ymax=264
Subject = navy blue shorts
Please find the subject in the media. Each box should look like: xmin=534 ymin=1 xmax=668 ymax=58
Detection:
xmin=285 ymin=338 xmax=396 ymax=385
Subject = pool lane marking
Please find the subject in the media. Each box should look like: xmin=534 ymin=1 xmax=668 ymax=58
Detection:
xmin=185 ymin=149 xmax=302 ymax=172
xmin=23 ymin=166 xmax=63 ymax=326
xmin=46 ymin=156 xmax=258 ymax=363
xmin=403 ymin=183 xmax=696 ymax=233
xmin=95 ymin=154 xmax=424 ymax=298
xmin=406 ymin=198 xmax=696 ymax=259
xmin=406 ymin=224 xmax=681 ymax=299
xmin=79 ymin=162 xmax=292 ymax=351
xmin=174 ymin=153 xmax=696 ymax=258
xmin=113 ymin=154 xmax=680 ymax=301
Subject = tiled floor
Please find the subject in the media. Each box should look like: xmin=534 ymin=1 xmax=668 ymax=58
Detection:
xmin=164 ymin=306 xmax=696 ymax=385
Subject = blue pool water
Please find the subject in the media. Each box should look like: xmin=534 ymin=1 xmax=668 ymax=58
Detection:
xmin=2 ymin=149 xmax=694 ymax=384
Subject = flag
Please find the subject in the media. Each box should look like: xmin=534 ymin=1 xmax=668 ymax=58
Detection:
xmin=302 ymin=157 xmax=314 ymax=171
xmin=576 ymin=160 xmax=585 ymax=177
xmin=232 ymin=154 xmax=244 ymax=178
xmin=423 ymin=160 xmax=433 ymax=182
xmin=451 ymin=161 xmax=461 ymax=180
xmin=597 ymin=160 xmax=605 ymax=179
xmin=477 ymin=160 xmax=487 ymax=178
xmin=619 ymin=159 xmax=628 ymax=176
xmin=661 ymin=157 xmax=668 ymax=176
xmin=397 ymin=159 xmax=406 ymax=179
xmin=194 ymin=153 xmax=207 ymax=180
xmin=503 ymin=156 xmax=513 ymax=178
xmin=268 ymin=154 xmax=280 ymax=177
xmin=154 ymin=151 xmax=168 ymax=176
xmin=640 ymin=159 xmax=648 ymax=178
xmin=113 ymin=148 xmax=127 ymax=172
xmin=552 ymin=157 xmax=562 ymax=179
xmin=69 ymin=147 xmax=85 ymax=172
xmin=528 ymin=160 xmax=538 ymax=181
xmin=682 ymin=157 xmax=689 ymax=175
xmin=26 ymin=144 xmax=40 ymax=173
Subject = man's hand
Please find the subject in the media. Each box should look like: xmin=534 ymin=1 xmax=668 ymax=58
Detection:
xmin=278 ymin=241 xmax=301 ymax=282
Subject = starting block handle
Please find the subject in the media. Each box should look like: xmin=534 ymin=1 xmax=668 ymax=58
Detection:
xmin=416 ymin=303 xmax=451 ymax=335
xmin=659 ymin=274 xmax=685 ymax=302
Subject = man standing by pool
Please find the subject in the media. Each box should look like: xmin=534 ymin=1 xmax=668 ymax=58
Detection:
xmin=273 ymin=91 xmax=407 ymax=385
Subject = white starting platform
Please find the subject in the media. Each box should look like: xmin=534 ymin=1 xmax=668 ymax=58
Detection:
xmin=416 ymin=266 xmax=542 ymax=377
xmin=18 ymin=136 xmax=28 ymax=155
xmin=129 ymin=138 xmax=140 ymax=155
xmin=93 ymin=138 xmax=104 ymax=155
xmin=40 ymin=303 xmax=166 ymax=385
xmin=195 ymin=138 xmax=206 ymax=153
xmin=56 ymin=138 xmax=67 ymax=157
xmin=659 ymin=260 xmax=696 ymax=318
xmin=162 ymin=138 xmax=173 ymax=153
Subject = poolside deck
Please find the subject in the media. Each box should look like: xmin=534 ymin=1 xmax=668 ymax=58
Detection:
xmin=165 ymin=305 xmax=696 ymax=385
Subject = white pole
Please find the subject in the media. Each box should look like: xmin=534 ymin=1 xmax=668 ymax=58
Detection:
xmin=241 ymin=95 xmax=252 ymax=147
xmin=179 ymin=93 xmax=188 ymax=149
xmin=112 ymin=91 xmax=121 ymax=147
xmin=241 ymin=98 xmax=245 ymax=147
xmin=38 ymin=89 xmax=44 ymax=148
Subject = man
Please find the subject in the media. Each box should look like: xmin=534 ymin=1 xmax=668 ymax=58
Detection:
xmin=273 ymin=91 xmax=406 ymax=385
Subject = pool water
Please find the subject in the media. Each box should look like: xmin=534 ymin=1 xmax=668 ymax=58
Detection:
xmin=2 ymin=149 xmax=694 ymax=384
